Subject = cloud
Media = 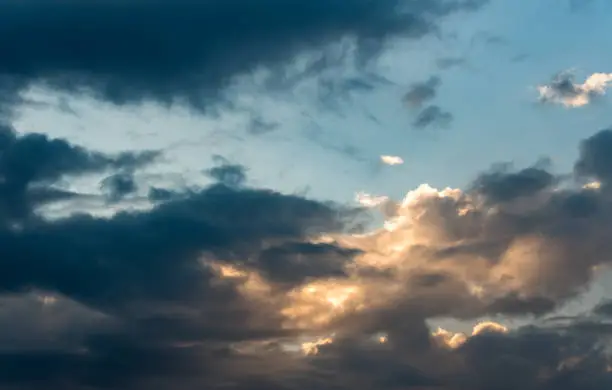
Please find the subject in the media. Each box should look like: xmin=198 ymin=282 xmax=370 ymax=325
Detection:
xmin=0 ymin=123 xmax=158 ymax=225
xmin=538 ymin=71 xmax=612 ymax=108
xmin=413 ymin=105 xmax=453 ymax=128
xmin=101 ymin=172 xmax=138 ymax=203
xmin=402 ymin=77 xmax=453 ymax=129
xmin=1 ymin=125 xmax=612 ymax=389
xmin=574 ymin=128 xmax=612 ymax=185
xmin=355 ymin=191 xmax=390 ymax=208
xmin=471 ymin=162 xmax=556 ymax=204
xmin=205 ymin=156 xmax=248 ymax=187
xmin=593 ymin=300 xmax=612 ymax=316
xmin=0 ymin=0 xmax=487 ymax=113
xmin=380 ymin=155 xmax=404 ymax=166
xmin=403 ymin=76 xmax=441 ymax=108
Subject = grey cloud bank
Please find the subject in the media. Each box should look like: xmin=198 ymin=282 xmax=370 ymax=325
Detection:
xmin=0 ymin=0 xmax=486 ymax=113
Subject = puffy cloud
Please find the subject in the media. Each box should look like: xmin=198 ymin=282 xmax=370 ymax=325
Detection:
xmin=0 ymin=0 xmax=487 ymax=113
xmin=3 ymin=125 xmax=612 ymax=388
xmin=433 ymin=320 xmax=508 ymax=349
xmin=0 ymin=123 xmax=158 ymax=225
xmin=205 ymin=157 xmax=248 ymax=187
xmin=402 ymin=77 xmax=453 ymax=129
xmin=355 ymin=191 xmax=389 ymax=207
xmin=538 ymin=71 xmax=612 ymax=108
xmin=380 ymin=155 xmax=404 ymax=166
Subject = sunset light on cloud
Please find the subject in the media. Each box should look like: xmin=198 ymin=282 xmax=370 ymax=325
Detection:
xmin=380 ymin=155 xmax=405 ymax=166
xmin=1 ymin=1 xmax=612 ymax=389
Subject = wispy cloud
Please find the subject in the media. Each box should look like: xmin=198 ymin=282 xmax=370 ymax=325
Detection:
xmin=413 ymin=105 xmax=453 ymax=128
xmin=0 ymin=0 xmax=487 ymax=114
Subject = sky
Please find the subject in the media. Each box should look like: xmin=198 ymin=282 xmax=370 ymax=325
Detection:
xmin=2 ymin=0 xmax=612 ymax=389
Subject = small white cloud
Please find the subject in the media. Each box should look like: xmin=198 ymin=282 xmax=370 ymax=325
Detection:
xmin=380 ymin=155 xmax=404 ymax=166
xmin=355 ymin=192 xmax=389 ymax=208
xmin=538 ymin=71 xmax=612 ymax=108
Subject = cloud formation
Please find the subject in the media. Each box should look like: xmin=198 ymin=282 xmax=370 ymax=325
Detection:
xmin=538 ymin=71 xmax=612 ymax=108
xmin=2 ymin=117 xmax=612 ymax=389
xmin=0 ymin=123 xmax=158 ymax=225
xmin=413 ymin=105 xmax=453 ymax=128
xmin=0 ymin=0 xmax=487 ymax=113
xmin=403 ymin=76 xmax=441 ymax=108
xmin=380 ymin=155 xmax=404 ymax=166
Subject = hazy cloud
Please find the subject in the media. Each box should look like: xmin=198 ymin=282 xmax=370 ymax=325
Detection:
xmin=436 ymin=56 xmax=467 ymax=69
xmin=413 ymin=105 xmax=453 ymax=128
xmin=380 ymin=155 xmax=404 ymax=166
xmin=403 ymin=76 xmax=442 ymax=108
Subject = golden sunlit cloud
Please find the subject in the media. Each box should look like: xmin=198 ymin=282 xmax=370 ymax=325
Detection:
xmin=433 ymin=321 xmax=508 ymax=349
xmin=301 ymin=336 xmax=333 ymax=355
xmin=380 ymin=155 xmax=404 ymax=166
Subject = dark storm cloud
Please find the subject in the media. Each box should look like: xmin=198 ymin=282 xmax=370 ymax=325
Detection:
xmin=594 ymin=300 xmax=612 ymax=316
xmin=2 ymin=128 xmax=612 ymax=389
xmin=403 ymin=76 xmax=441 ymax=107
xmin=472 ymin=163 xmax=557 ymax=203
xmin=0 ymin=123 xmax=158 ymax=223
xmin=484 ymin=294 xmax=557 ymax=316
xmin=147 ymin=186 xmax=184 ymax=203
xmin=0 ymin=158 xmax=361 ymax=389
xmin=0 ymin=184 xmax=350 ymax=308
xmin=453 ymin=324 xmax=612 ymax=390
xmin=0 ymin=0 xmax=488 ymax=112
xmin=206 ymin=158 xmax=248 ymax=187
xmin=575 ymin=128 xmax=612 ymax=184
xmin=413 ymin=104 xmax=453 ymax=128
xmin=101 ymin=172 xmax=138 ymax=202
xmin=256 ymin=242 xmax=361 ymax=285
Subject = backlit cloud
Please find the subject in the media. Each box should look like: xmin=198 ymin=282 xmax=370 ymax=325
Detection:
xmin=1 ymin=120 xmax=612 ymax=389
xmin=3 ymin=2 xmax=612 ymax=389
xmin=380 ymin=155 xmax=405 ymax=166
xmin=538 ymin=71 xmax=612 ymax=107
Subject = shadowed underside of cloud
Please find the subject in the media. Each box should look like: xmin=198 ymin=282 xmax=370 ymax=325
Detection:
xmin=0 ymin=123 xmax=158 ymax=224
xmin=2 ymin=121 xmax=612 ymax=389
xmin=538 ymin=71 xmax=612 ymax=108
xmin=403 ymin=76 xmax=441 ymax=107
xmin=413 ymin=104 xmax=453 ymax=128
xmin=0 ymin=0 xmax=487 ymax=113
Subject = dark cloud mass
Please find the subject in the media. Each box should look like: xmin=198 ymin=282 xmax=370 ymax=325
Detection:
xmin=413 ymin=104 xmax=453 ymax=128
xmin=575 ymin=128 xmax=612 ymax=185
xmin=1 ymin=122 xmax=612 ymax=389
xmin=472 ymin=162 xmax=557 ymax=203
xmin=403 ymin=76 xmax=441 ymax=107
xmin=101 ymin=172 xmax=138 ymax=202
xmin=4 ymin=1 xmax=612 ymax=390
xmin=0 ymin=123 xmax=158 ymax=224
xmin=0 ymin=0 xmax=487 ymax=112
